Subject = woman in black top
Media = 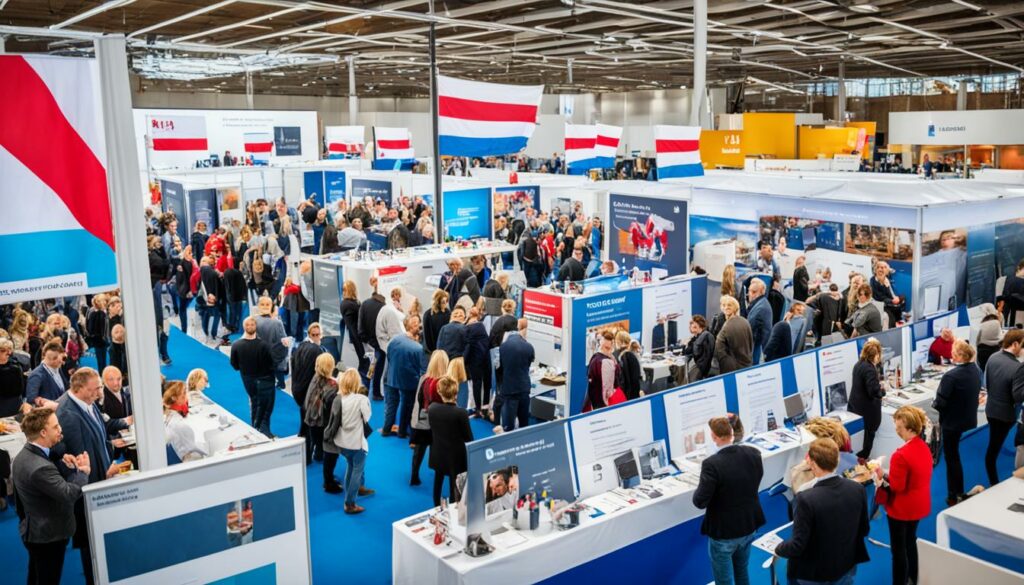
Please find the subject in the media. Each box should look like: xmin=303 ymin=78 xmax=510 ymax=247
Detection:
xmin=848 ymin=339 xmax=886 ymax=460
xmin=615 ymin=331 xmax=642 ymax=400
xmin=682 ymin=315 xmax=716 ymax=381
xmin=339 ymin=280 xmax=369 ymax=386
xmin=934 ymin=340 xmax=982 ymax=505
xmin=422 ymin=290 xmax=451 ymax=354
xmin=428 ymin=376 xmax=473 ymax=506
xmin=0 ymin=339 xmax=26 ymax=417
xmin=464 ymin=308 xmax=492 ymax=417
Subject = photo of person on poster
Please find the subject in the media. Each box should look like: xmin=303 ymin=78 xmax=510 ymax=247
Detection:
xmin=920 ymin=229 xmax=968 ymax=313
xmin=609 ymin=194 xmax=687 ymax=277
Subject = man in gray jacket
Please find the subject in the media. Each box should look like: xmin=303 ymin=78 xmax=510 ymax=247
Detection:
xmin=985 ymin=329 xmax=1024 ymax=485
xmin=255 ymin=296 xmax=291 ymax=390
xmin=13 ymin=407 xmax=90 ymax=585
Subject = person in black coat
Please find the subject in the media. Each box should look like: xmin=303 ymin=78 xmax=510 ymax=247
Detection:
xmin=792 ymin=256 xmax=810 ymax=302
xmin=693 ymin=416 xmax=765 ymax=585
xmin=84 ymin=296 xmax=110 ymax=373
xmin=775 ymin=438 xmax=870 ymax=584
xmin=357 ymin=276 xmax=386 ymax=400
xmin=222 ymin=264 xmax=248 ymax=333
xmin=464 ymin=309 xmax=492 ymax=416
xmin=0 ymin=338 xmax=26 ymax=417
xmin=983 ymin=330 xmax=1024 ymax=486
xmin=934 ymin=340 xmax=982 ymax=505
xmin=340 ymin=281 xmax=369 ymax=386
xmin=290 ymin=324 xmax=326 ymax=463
xmin=557 ymin=246 xmax=586 ymax=282
xmin=436 ymin=306 xmax=468 ymax=359
xmin=848 ymin=339 xmax=885 ymax=460
xmin=428 ymin=377 xmax=473 ymax=506
xmin=614 ymin=331 xmax=642 ymax=400
xmin=421 ymin=290 xmax=451 ymax=354
xmin=763 ymin=317 xmax=793 ymax=362
xmin=682 ymin=316 xmax=715 ymax=381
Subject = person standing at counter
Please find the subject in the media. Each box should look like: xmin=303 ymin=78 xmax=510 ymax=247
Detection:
xmin=421 ymin=290 xmax=451 ymax=354
xmin=775 ymin=438 xmax=870 ymax=585
xmin=933 ymin=340 xmax=981 ymax=506
xmin=792 ymin=255 xmax=810 ymax=302
xmin=498 ymin=319 xmax=535 ymax=432
xmin=849 ymin=339 xmax=886 ymax=462
xmin=464 ymin=308 xmax=492 ymax=417
xmin=357 ymin=276 xmax=386 ymax=401
xmin=383 ymin=315 xmax=427 ymax=439
xmin=557 ymin=244 xmax=587 ymax=283
xmin=693 ymin=416 xmax=765 ymax=585
xmin=340 ymin=280 xmax=370 ymax=387
xmin=440 ymin=258 xmax=481 ymax=309
xmin=875 ymin=406 xmax=933 ymax=585
xmin=682 ymin=315 xmax=715 ymax=381
xmin=847 ymin=284 xmax=883 ymax=337
xmin=983 ymin=330 xmax=1023 ymax=486
xmin=763 ymin=307 xmax=794 ymax=363
xmin=428 ymin=376 xmax=473 ymax=506
xmin=745 ymin=279 xmax=772 ymax=365
xmin=583 ymin=330 xmax=623 ymax=411
xmin=714 ymin=296 xmax=753 ymax=375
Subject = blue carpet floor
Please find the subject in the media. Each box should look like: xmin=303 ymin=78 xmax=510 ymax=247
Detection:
xmin=0 ymin=326 xmax=1017 ymax=583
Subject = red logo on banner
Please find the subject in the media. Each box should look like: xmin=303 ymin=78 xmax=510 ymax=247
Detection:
xmin=151 ymin=119 xmax=175 ymax=130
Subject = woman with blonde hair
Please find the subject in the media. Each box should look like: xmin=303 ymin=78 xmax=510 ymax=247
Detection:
xmin=464 ymin=307 xmax=491 ymax=418
xmin=410 ymin=350 xmax=450 ymax=485
xmin=304 ymin=352 xmax=338 ymax=486
xmin=934 ymin=340 xmax=981 ymax=506
xmin=721 ymin=264 xmax=736 ymax=299
xmin=428 ymin=376 xmax=474 ymax=505
xmin=325 ymin=368 xmax=374 ymax=514
xmin=163 ymin=381 xmax=206 ymax=463
xmin=713 ymin=295 xmax=753 ymax=374
xmin=849 ymin=338 xmax=886 ymax=461
xmin=446 ymin=357 xmax=470 ymax=411
xmin=422 ymin=289 xmax=451 ymax=353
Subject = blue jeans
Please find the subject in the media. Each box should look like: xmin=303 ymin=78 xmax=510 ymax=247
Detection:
xmin=198 ymin=299 xmax=220 ymax=340
xmin=226 ymin=301 xmax=245 ymax=332
xmin=241 ymin=375 xmax=276 ymax=437
xmin=398 ymin=387 xmax=416 ymax=438
xmin=501 ymin=392 xmax=530 ymax=432
xmin=709 ymin=532 xmax=755 ymax=585
xmin=789 ymin=568 xmax=856 ymax=585
xmin=339 ymin=448 xmax=366 ymax=506
xmin=382 ymin=384 xmax=400 ymax=434
xmin=370 ymin=348 xmax=385 ymax=398
xmin=178 ymin=294 xmax=192 ymax=335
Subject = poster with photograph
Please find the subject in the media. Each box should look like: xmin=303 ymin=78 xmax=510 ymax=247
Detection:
xmin=760 ymin=215 xmax=843 ymax=252
xmin=641 ymin=278 xmax=693 ymax=353
xmin=818 ymin=341 xmax=859 ymax=413
xmin=844 ymin=224 xmax=915 ymax=262
xmin=217 ymin=186 xmax=243 ymax=226
xmin=662 ymin=379 xmax=728 ymax=466
xmin=689 ymin=215 xmax=759 ymax=270
xmin=493 ymin=185 xmax=540 ymax=237
xmin=920 ymin=228 xmax=967 ymax=313
xmin=791 ymin=352 xmax=822 ymax=419
xmin=861 ymin=327 xmax=905 ymax=389
xmin=735 ymin=362 xmax=787 ymax=434
xmin=350 ymin=178 xmax=393 ymax=205
xmin=569 ymin=289 xmax=643 ymax=414
xmin=189 ymin=188 xmax=217 ymax=235
xmin=996 ymin=218 xmax=1024 ymax=279
xmin=609 ymin=194 xmax=688 ymax=278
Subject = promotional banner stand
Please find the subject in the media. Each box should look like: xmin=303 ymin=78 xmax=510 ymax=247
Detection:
xmin=96 ymin=35 xmax=168 ymax=470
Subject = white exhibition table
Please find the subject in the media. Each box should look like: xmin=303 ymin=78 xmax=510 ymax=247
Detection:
xmin=392 ymin=413 xmax=864 ymax=585
xmin=186 ymin=391 xmax=268 ymax=455
xmin=937 ymin=477 xmax=1024 ymax=564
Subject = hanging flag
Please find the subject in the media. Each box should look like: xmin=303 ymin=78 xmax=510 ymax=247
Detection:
xmin=0 ymin=55 xmax=117 ymax=302
xmin=148 ymin=114 xmax=208 ymax=151
xmin=594 ymin=123 xmax=622 ymax=169
xmin=655 ymin=125 xmax=704 ymax=179
xmin=244 ymin=131 xmax=273 ymax=165
xmin=373 ymin=126 xmax=415 ymax=170
xmin=564 ymin=123 xmax=597 ymax=175
xmin=324 ymin=125 xmax=364 ymax=158
xmin=438 ymin=75 xmax=543 ymax=157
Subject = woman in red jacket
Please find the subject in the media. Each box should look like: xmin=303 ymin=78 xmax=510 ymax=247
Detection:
xmin=875 ymin=405 xmax=933 ymax=585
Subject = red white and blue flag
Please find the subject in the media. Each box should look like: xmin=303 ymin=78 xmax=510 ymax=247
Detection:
xmin=438 ymin=75 xmax=543 ymax=157
xmin=564 ymin=123 xmax=597 ymax=175
xmin=244 ymin=131 xmax=273 ymax=165
xmin=148 ymin=114 xmax=208 ymax=151
xmin=325 ymin=125 xmax=364 ymax=158
xmin=594 ymin=123 xmax=622 ymax=169
xmin=0 ymin=55 xmax=117 ymax=302
xmin=655 ymin=125 xmax=704 ymax=179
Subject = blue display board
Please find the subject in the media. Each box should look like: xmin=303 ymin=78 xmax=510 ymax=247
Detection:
xmin=350 ymin=178 xmax=392 ymax=204
xmin=608 ymin=194 xmax=688 ymax=277
xmin=302 ymin=171 xmax=324 ymax=204
xmin=442 ymin=187 xmax=492 ymax=241
xmin=188 ymin=188 xmax=218 ymax=235
xmin=569 ymin=288 xmax=644 ymax=415
xmin=160 ymin=180 xmax=188 ymax=242
xmin=325 ymin=171 xmax=346 ymax=205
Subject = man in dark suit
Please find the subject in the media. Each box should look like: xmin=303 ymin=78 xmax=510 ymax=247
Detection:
xmin=1001 ymin=259 xmax=1024 ymax=325
xmin=693 ymin=416 xmax=765 ymax=585
xmin=290 ymin=322 xmax=327 ymax=463
xmin=384 ymin=315 xmax=427 ymax=438
xmin=25 ymin=340 xmax=69 ymax=405
xmin=775 ymin=438 xmax=870 ymax=585
xmin=358 ymin=276 xmax=387 ymax=400
xmin=498 ymin=319 xmax=535 ymax=432
xmin=746 ymin=279 xmax=773 ymax=364
xmin=55 ymin=367 xmax=130 ymax=585
xmin=983 ymin=330 xmax=1024 ymax=486
xmin=12 ymin=407 xmax=91 ymax=585
xmin=651 ymin=318 xmax=678 ymax=353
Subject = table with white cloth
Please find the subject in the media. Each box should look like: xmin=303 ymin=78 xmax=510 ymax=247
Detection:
xmin=185 ymin=392 xmax=268 ymax=455
xmin=392 ymin=414 xmax=864 ymax=585
xmin=639 ymin=354 xmax=690 ymax=394
xmin=936 ymin=477 xmax=1024 ymax=575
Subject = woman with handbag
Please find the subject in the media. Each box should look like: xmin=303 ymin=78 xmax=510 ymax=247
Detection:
xmin=583 ymin=330 xmax=624 ymax=411
xmin=874 ymin=406 xmax=933 ymax=585
xmin=933 ymin=340 xmax=981 ymax=507
xmin=326 ymin=368 xmax=375 ymax=514
xmin=410 ymin=351 xmax=449 ymax=486
xmin=429 ymin=376 xmax=474 ymax=506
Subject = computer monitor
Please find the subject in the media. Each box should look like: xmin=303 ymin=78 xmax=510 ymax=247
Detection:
xmin=614 ymin=451 xmax=641 ymax=489
xmin=784 ymin=393 xmax=808 ymax=425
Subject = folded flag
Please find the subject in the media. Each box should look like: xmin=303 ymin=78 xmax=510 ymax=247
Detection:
xmin=438 ymin=75 xmax=543 ymax=158
xmin=244 ymin=131 xmax=273 ymax=165
xmin=325 ymin=125 xmax=364 ymax=158
xmin=654 ymin=125 xmax=703 ymax=179
xmin=565 ymin=123 xmax=597 ymax=175
xmin=594 ymin=123 xmax=622 ymax=169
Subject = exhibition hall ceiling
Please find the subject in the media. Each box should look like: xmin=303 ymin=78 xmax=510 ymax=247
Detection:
xmin=2 ymin=0 xmax=1023 ymax=97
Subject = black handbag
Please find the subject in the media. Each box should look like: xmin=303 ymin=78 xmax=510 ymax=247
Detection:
xmin=362 ymin=412 xmax=373 ymax=438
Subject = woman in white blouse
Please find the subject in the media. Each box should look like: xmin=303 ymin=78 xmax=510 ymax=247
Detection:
xmin=326 ymin=368 xmax=374 ymax=514
xmin=163 ymin=381 xmax=206 ymax=463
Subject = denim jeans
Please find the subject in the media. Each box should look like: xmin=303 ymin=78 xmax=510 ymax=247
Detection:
xmin=178 ymin=294 xmax=192 ymax=335
xmin=198 ymin=299 xmax=220 ymax=340
xmin=241 ymin=375 xmax=276 ymax=437
xmin=370 ymin=348 xmax=385 ymax=398
xmin=398 ymin=387 xmax=416 ymax=438
xmin=382 ymin=384 xmax=400 ymax=434
xmin=339 ymin=448 xmax=366 ymax=506
xmin=789 ymin=568 xmax=856 ymax=585
xmin=708 ymin=532 xmax=755 ymax=585
xmin=226 ymin=301 xmax=245 ymax=332
xmin=501 ymin=392 xmax=530 ymax=432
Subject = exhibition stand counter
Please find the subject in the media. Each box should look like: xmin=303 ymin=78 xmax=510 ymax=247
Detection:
xmin=186 ymin=391 xmax=269 ymax=455
xmin=937 ymin=477 xmax=1024 ymax=575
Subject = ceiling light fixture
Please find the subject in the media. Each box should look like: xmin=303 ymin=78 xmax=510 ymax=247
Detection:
xmin=848 ymin=3 xmax=879 ymax=13
xmin=951 ymin=0 xmax=983 ymax=10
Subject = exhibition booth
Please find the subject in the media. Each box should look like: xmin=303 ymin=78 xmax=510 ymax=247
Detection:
xmin=392 ymin=302 xmax=974 ymax=585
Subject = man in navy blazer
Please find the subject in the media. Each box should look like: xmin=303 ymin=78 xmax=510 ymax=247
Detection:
xmin=384 ymin=315 xmax=427 ymax=438
xmin=25 ymin=340 xmax=69 ymax=405
xmin=498 ymin=319 xmax=535 ymax=432
xmin=54 ymin=367 xmax=130 ymax=585
xmin=746 ymin=279 xmax=773 ymax=364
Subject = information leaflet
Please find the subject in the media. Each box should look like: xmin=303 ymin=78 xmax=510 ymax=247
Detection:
xmin=662 ymin=379 xmax=727 ymax=467
xmin=735 ymin=362 xmax=787 ymax=434
xmin=818 ymin=341 xmax=860 ymax=413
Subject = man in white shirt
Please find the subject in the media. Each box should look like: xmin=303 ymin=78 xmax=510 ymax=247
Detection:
xmin=375 ymin=286 xmax=406 ymax=352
